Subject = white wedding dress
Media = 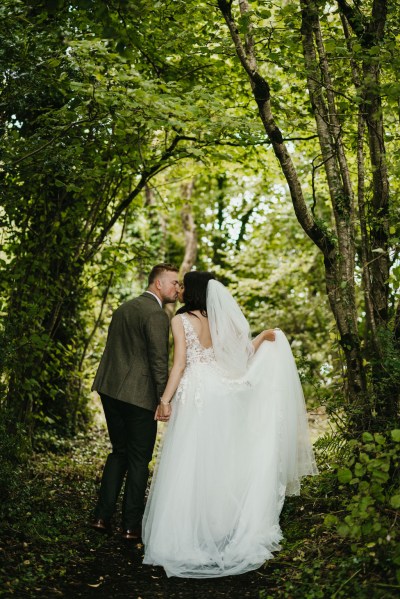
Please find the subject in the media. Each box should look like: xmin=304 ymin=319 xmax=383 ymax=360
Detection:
xmin=142 ymin=282 xmax=318 ymax=578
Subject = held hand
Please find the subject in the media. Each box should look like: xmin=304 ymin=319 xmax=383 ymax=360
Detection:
xmin=160 ymin=401 xmax=172 ymax=420
xmin=155 ymin=401 xmax=172 ymax=421
xmin=263 ymin=329 xmax=276 ymax=342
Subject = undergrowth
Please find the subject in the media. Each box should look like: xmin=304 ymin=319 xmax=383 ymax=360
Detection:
xmin=0 ymin=426 xmax=109 ymax=597
xmin=259 ymin=428 xmax=400 ymax=598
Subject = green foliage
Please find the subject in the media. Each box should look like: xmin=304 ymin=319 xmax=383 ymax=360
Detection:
xmin=259 ymin=471 xmax=399 ymax=598
xmin=0 ymin=413 xmax=30 ymax=512
xmin=0 ymin=0 xmax=268 ymax=436
xmin=325 ymin=430 xmax=400 ymax=584
xmin=257 ymin=426 xmax=400 ymax=597
xmin=0 ymin=0 xmax=399 ymax=441
xmin=0 ymin=427 xmax=108 ymax=596
xmin=0 ymin=2 xmax=398 ymax=593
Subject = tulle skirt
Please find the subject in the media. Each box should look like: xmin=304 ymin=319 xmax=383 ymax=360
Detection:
xmin=142 ymin=331 xmax=318 ymax=578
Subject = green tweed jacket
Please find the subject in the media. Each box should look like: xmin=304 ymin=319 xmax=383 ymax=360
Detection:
xmin=92 ymin=292 xmax=170 ymax=411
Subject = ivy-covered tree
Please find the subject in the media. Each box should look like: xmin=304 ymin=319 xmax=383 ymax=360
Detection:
xmin=215 ymin=0 xmax=399 ymax=429
xmin=0 ymin=0 xmax=251 ymax=435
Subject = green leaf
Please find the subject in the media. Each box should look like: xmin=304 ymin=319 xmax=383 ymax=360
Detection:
xmin=324 ymin=40 xmax=336 ymax=54
xmin=390 ymin=495 xmax=400 ymax=509
xmin=359 ymin=452 xmax=371 ymax=464
xmin=371 ymin=470 xmax=389 ymax=483
xmin=354 ymin=462 xmax=366 ymax=477
xmin=337 ymin=523 xmax=350 ymax=537
xmin=374 ymin=433 xmax=386 ymax=445
xmin=324 ymin=514 xmax=338 ymax=527
xmin=391 ymin=430 xmax=400 ymax=443
xmin=337 ymin=467 xmax=352 ymax=484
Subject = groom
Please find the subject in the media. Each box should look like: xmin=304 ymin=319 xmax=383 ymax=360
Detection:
xmin=91 ymin=264 xmax=180 ymax=540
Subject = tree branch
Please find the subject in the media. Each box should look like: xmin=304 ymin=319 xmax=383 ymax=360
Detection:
xmin=10 ymin=118 xmax=98 ymax=165
xmin=85 ymin=135 xmax=194 ymax=260
xmin=336 ymin=0 xmax=365 ymax=38
xmin=217 ymin=0 xmax=334 ymax=257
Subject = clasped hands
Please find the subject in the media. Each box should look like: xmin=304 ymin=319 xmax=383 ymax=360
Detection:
xmin=155 ymin=401 xmax=171 ymax=422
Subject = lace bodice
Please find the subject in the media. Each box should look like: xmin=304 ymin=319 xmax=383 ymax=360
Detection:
xmin=180 ymin=313 xmax=215 ymax=366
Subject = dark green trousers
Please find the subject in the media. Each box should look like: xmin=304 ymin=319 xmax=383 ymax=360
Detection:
xmin=94 ymin=394 xmax=157 ymax=529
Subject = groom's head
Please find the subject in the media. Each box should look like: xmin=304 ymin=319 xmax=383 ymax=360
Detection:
xmin=148 ymin=263 xmax=180 ymax=304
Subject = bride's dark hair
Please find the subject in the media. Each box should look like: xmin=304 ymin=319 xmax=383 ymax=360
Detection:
xmin=176 ymin=271 xmax=216 ymax=317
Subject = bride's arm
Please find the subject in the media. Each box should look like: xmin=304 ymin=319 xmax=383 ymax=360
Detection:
xmin=252 ymin=329 xmax=276 ymax=353
xmin=156 ymin=316 xmax=186 ymax=419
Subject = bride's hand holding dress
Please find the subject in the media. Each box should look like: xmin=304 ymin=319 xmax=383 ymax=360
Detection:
xmin=252 ymin=328 xmax=276 ymax=351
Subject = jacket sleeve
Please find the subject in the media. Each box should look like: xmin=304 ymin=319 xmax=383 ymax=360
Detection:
xmin=144 ymin=310 xmax=170 ymax=400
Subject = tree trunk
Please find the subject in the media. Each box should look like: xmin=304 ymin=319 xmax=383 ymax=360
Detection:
xmin=180 ymin=180 xmax=198 ymax=276
xmin=338 ymin=0 xmax=394 ymax=420
xmin=165 ymin=180 xmax=198 ymax=319
xmin=217 ymin=0 xmax=369 ymax=428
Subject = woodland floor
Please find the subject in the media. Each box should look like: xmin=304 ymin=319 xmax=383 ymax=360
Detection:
xmin=1 ymin=407 xmax=397 ymax=599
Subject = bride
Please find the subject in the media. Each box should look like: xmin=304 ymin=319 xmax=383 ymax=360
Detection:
xmin=142 ymin=271 xmax=318 ymax=578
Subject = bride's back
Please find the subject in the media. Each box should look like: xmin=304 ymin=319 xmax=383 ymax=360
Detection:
xmin=185 ymin=311 xmax=213 ymax=349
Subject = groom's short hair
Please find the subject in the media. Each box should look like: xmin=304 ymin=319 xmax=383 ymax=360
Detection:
xmin=148 ymin=263 xmax=179 ymax=286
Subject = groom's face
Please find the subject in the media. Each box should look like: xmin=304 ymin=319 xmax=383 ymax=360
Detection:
xmin=158 ymin=271 xmax=180 ymax=304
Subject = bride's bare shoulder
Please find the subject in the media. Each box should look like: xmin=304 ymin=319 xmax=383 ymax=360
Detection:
xmin=171 ymin=315 xmax=185 ymax=338
xmin=171 ymin=314 xmax=184 ymax=325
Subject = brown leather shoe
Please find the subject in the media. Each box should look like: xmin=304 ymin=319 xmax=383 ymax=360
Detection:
xmin=121 ymin=528 xmax=142 ymax=542
xmin=90 ymin=519 xmax=111 ymax=533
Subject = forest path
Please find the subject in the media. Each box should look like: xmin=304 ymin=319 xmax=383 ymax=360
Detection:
xmin=62 ymin=534 xmax=272 ymax=598
xmin=56 ymin=407 xmax=329 ymax=599
xmin=56 ymin=414 xmax=293 ymax=598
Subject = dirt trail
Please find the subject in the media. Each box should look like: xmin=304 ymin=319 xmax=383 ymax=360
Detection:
xmin=61 ymin=533 xmax=272 ymax=598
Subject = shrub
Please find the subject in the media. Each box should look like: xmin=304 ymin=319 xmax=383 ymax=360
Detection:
xmin=325 ymin=429 xmax=400 ymax=584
